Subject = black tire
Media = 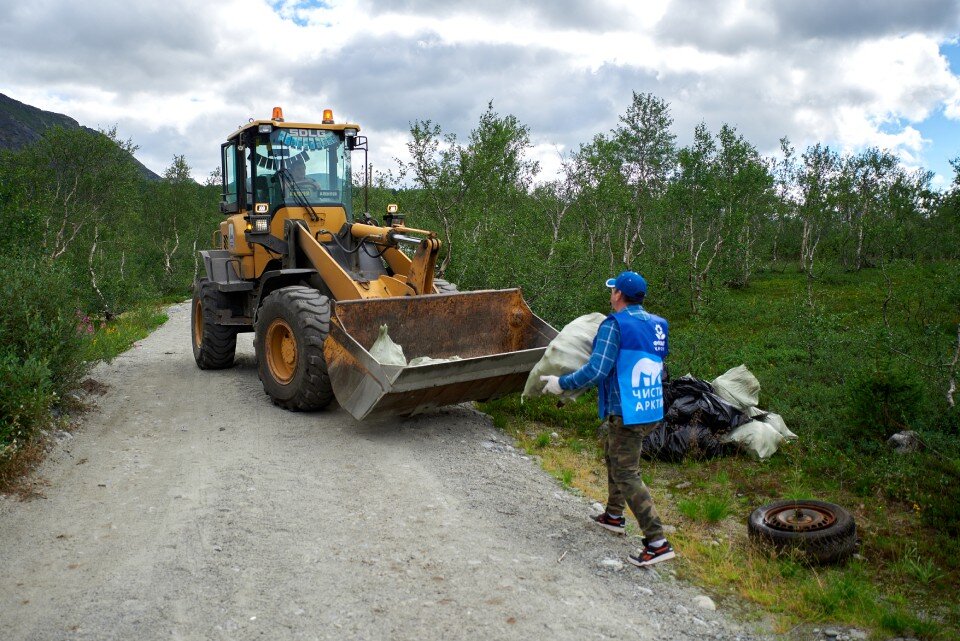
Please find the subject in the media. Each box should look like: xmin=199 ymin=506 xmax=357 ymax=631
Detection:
xmin=191 ymin=278 xmax=238 ymax=370
xmin=748 ymin=499 xmax=857 ymax=565
xmin=433 ymin=278 xmax=459 ymax=294
xmin=254 ymin=286 xmax=334 ymax=411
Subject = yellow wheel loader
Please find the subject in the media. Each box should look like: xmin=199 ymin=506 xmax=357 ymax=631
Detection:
xmin=191 ymin=107 xmax=557 ymax=420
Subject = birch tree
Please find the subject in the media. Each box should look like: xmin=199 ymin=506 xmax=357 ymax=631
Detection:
xmin=713 ymin=124 xmax=773 ymax=288
xmin=399 ymin=120 xmax=466 ymax=277
xmin=669 ymin=122 xmax=722 ymax=313
xmin=612 ymin=92 xmax=676 ymax=267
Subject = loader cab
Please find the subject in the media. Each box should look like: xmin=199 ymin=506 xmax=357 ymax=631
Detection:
xmin=220 ymin=121 xmax=355 ymax=221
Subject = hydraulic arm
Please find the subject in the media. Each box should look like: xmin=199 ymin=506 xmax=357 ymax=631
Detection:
xmin=295 ymin=221 xmax=440 ymax=300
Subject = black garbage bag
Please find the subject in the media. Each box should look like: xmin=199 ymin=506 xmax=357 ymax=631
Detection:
xmin=664 ymin=375 xmax=748 ymax=435
xmin=641 ymin=422 xmax=688 ymax=463
xmin=664 ymin=375 xmax=715 ymax=408
xmin=641 ymin=422 xmax=734 ymax=462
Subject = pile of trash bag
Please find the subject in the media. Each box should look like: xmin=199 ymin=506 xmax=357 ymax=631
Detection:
xmin=641 ymin=375 xmax=745 ymax=462
xmin=643 ymin=365 xmax=797 ymax=462
xmin=522 ymin=315 xmax=797 ymax=461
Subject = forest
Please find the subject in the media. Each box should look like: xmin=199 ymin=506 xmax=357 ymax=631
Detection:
xmin=0 ymin=93 xmax=958 ymax=633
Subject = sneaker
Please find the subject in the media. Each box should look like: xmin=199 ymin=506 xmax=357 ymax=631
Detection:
xmin=592 ymin=512 xmax=626 ymax=534
xmin=628 ymin=540 xmax=676 ymax=567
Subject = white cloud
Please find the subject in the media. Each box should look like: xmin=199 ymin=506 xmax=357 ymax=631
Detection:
xmin=0 ymin=0 xmax=957 ymax=184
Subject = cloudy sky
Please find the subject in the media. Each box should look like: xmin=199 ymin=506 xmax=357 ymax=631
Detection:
xmin=2 ymin=0 xmax=959 ymax=187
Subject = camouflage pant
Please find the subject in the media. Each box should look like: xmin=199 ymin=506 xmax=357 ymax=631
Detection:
xmin=603 ymin=415 xmax=664 ymax=541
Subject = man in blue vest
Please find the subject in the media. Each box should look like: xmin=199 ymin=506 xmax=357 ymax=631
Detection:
xmin=540 ymin=271 xmax=674 ymax=567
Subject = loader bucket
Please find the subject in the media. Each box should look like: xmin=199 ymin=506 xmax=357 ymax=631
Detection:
xmin=324 ymin=289 xmax=558 ymax=420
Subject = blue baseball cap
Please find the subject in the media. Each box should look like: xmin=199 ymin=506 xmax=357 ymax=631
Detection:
xmin=605 ymin=271 xmax=647 ymax=298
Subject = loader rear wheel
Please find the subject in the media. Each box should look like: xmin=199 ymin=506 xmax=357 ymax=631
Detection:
xmin=191 ymin=278 xmax=238 ymax=369
xmin=254 ymin=286 xmax=334 ymax=411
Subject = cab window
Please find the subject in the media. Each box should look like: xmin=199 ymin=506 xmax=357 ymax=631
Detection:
xmin=252 ymin=128 xmax=353 ymax=220
xmin=222 ymin=142 xmax=238 ymax=212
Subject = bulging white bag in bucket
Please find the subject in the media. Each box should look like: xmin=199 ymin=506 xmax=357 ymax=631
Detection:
xmin=522 ymin=312 xmax=606 ymax=401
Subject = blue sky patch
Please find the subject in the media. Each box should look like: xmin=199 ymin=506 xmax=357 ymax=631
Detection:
xmin=941 ymin=40 xmax=960 ymax=75
xmin=915 ymin=41 xmax=960 ymax=185
xmin=268 ymin=0 xmax=328 ymax=27
xmin=915 ymin=107 xmax=957 ymax=185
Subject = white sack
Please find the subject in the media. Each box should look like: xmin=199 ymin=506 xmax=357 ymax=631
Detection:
xmin=711 ymin=364 xmax=760 ymax=410
xmin=522 ymin=312 xmax=607 ymax=400
xmin=750 ymin=410 xmax=797 ymax=441
xmin=369 ymin=324 xmax=407 ymax=366
xmin=409 ymin=355 xmax=462 ymax=366
xmin=721 ymin=420 xmax=784 ymax=459
xmin=763 ymin=412 xmax=796 ymax=440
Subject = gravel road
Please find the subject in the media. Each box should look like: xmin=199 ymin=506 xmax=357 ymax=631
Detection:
xmin=0 ymin=302 xmax=770 ymax=641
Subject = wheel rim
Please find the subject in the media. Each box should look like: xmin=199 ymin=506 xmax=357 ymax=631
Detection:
xmin=193 ymin=298 xmax=204 ymax=347
xmin=763 ymin=504 xmax=837 ymax=532
xmin=266 ymin=318 xmax=298 ymax=384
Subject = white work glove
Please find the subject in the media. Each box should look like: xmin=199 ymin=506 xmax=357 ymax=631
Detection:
xmin=540 ymin=375 xmax=563 ymax=396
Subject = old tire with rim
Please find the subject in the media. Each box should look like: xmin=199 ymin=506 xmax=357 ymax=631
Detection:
xmin=254 ymin=286 xmax=334 ymax=411
xmin=191 ymin=278 xmax=238 ymax=369
xmin=748 ymin=499 xmax=856 ymax=564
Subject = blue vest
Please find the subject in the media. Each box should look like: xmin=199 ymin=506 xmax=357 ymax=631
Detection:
xmin=598 ymin=308 xmax=669 ymax=425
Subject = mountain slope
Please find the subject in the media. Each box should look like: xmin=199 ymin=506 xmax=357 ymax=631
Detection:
xmin=0 ymin=93 xmax=160 ymax=181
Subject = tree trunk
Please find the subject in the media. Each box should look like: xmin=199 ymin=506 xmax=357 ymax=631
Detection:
xmin=855 ymin=209 xmax=865 ymax=271
xmin=949 ymin=323 xmax=960 ymax=409
xmin=88 ymin=225 xmax=109 ymax=317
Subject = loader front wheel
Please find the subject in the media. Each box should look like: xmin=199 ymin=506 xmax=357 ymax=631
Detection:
xmin=191 ymin=278 xmax=238 ymax=369
xmin=255 ymin=286 xmax=334 ymax=411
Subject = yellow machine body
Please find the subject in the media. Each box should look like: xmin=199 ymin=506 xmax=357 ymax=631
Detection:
xmin=194 ymin=109 xmax=557 ymax=420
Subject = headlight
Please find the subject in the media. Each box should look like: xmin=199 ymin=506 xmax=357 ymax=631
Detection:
xmin=249 ymin=216 xmax=270 ymax=233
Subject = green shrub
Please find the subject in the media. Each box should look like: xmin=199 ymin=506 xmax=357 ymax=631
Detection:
xmin=915 ymin=455 xmax=960 ymax=535
xmin=941 ymin=406 xmax=960 ymax=435
xmin=0 ymin=260 xmax=90 ymax=395
xmin=847 ymin=367 xmax=923 ymax=441
xmin=0 ymin=259 xmax=91 ymax=453
xmin=0 ymin=352 xmax=53 ymax=455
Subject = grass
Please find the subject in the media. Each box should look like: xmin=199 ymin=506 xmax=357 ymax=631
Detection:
xmin=893 ymin=546 xmax=946 ymax=585
xmin=479 ymin=262 xmax=960 ymax=640
xmin=677 ymin=494 xmax=733 ymax=523
xmin=486 ymin=398 xmax=958 ymax=638
xmin=82 ymin=303 xmax=171 ymax=363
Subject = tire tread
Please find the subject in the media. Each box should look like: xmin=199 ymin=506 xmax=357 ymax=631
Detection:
xmin=747 ymin=499 xmax=857 ymax=565
xmin=192 ymin=278 xmax=238 ymax=370
xmin=255 ymin=286 xmax=333 ymax=411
